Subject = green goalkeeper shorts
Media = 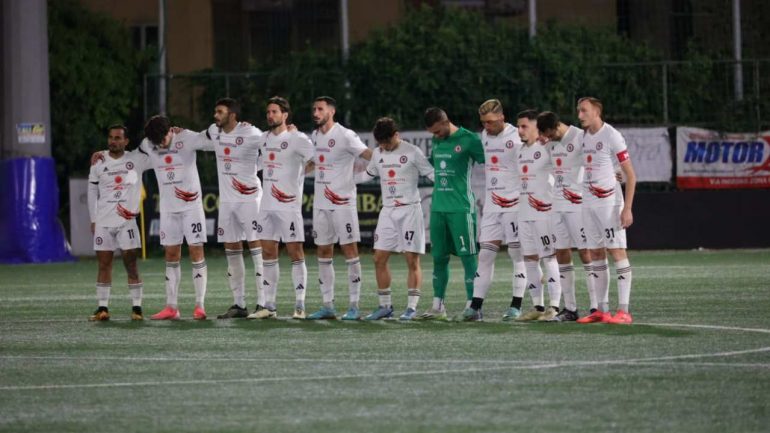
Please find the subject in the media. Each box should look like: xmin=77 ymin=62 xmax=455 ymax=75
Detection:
xmin=430 ymin=211 xmax=478 ymax=258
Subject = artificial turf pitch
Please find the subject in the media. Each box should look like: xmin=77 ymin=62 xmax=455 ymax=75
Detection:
xmin=0 ymin=249 xmax=768 ymax=432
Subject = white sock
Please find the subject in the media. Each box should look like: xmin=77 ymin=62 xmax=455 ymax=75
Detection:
xmin=431 ymin=297 xmax=444 ymax=311
xmin=347 ymin=257 xmax=362 ymax=308
xmin=584 ymin=263 xmax=598 ymax=310
xmin=250 ymin=247 xmax=264 ymax=307
xmin=508 ymin=243 xmax=527 ymax=298
xmin=318 ymin=258 xmax=335 ymax=306
xmin=225 ymin=249 xmax=245 ymax=308
xmin=560 ymin=263 xmax=576 ymax=311
xmin=128 ymin=283 xmax=143 ymax=307
xmin=407 ymin=288 xmax=420 ymax=310
xmin=615 ymin=258 xmax=632 ymax=312
xmin=472 ymin=243 xmax=498 ymax=299
xmin=593 ymin=259 xmax=610 ymax=312
xmin=192 ymin=260 xmax=207 ymax=308
xmin=96 ymin=283 xmax=110 ymax=308
xmin=292 ymin=259 xmax=307 ymax=308
xmin=263 ymin=259 xmax=279 ymax=310
xmin=377 ymin=287 xmax=392 ymax=308
xmin=542 ymin=256 xmax=562 ymax=309
xmin=165 ymin=261 xmax=181 ymax=308
xmin=524 ymin=260 xmax=544 ymax=307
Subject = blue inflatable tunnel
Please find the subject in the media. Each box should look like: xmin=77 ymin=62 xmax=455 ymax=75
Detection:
xmin=0 ymin=157 xmax=75 ymax=263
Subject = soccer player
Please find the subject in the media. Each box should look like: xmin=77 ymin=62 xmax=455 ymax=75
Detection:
xmin=201 ymin=98 xmax=266 ymax=319
xmin=249 ymin=96 xmax=314 ymax=319
xmin=141 ymin=115 xmax=210 ymax=320
xmin=514 ymin=109 xmax=563 ymax=322
xmin=305 ymin=96 xmax=373 ymax=320
xmin=463 ymin=99 xmax=526 ymax=321
xmin=574 ymin=97 xmax=637 ymax=325
xmin=354 ymin=117 xmax=434 ymax=321
xmin=420 ymin=107 xmax=485 ymax=320
xmin=537 ymin=111 xmax=592 ymax=322
xmin=87 ymin=125 xmax=148 ymax=321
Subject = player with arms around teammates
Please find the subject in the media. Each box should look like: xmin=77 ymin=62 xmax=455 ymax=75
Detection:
xmin=250 ymin=97 xmax=315 ymax=319
xmin=575 ymin=97 xmax=637 ymax=325
xmin=305 ymin=96 xmax=373 ymax=320
xmin=463 ymin=99 xmax=527 ymax=321
xmin=87 ymin=125 xmax=150 ymax=321
xmin=355 ymin=117 xmax=435 ymax=321
xmin=421 ymin=107 xmax=485 ymax=320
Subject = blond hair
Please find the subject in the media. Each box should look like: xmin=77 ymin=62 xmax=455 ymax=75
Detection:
xmin=578 ymin=97 xmax=603 ymax=117
xmin=478 ymin=99 xmax=504 ymax=116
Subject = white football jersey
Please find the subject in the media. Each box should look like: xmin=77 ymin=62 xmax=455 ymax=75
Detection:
xmin=549 ymin=125 xmax=585 ymax=211
xmin=363 ymin=140 xmax=433 ymax=208
xmin=260 ymin=129 xmax=315 ymax=211
xmin=206 ymin=123 xmax=262 ymax=203
xmin=139 ymin=130 xmax=207 ymax=214
xmin=518 ymin=142 xmax=555 ymax=222
xmin=88 ymin=150 xmax=150 ymax=227
xmin=311 ymin=123 xmax=368 ymax=210
xmin=582 ymin=123 xmax=629 ymax=208
xmin=482 ymin=123 xmax=522 ymax=213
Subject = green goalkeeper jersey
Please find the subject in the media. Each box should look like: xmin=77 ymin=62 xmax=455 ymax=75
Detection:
xmin=429 ymin=127 xmax=485 ymax=213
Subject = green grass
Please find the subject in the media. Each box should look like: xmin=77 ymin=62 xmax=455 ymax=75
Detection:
xmin=1 ymin=249 xmax=769 ymax=432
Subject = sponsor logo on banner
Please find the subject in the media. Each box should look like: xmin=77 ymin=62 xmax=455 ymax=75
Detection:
xmin=676 ymin=127 xmax=770 ymax=189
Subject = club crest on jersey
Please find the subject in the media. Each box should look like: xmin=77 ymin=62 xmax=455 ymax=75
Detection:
xmin=235 ymin=137 xmax=244 ymax=145
xmin=125 ymin=162 xmax=134 ymax=170
xmin=174 ymin=141 xmax=183 ymax=149
xmin=160 ymin=231 xmax=166 ymax=239
xmin=506 ymin=140 xmax=514 ymax=148
xmin=95 ymin=237 xmax=103 ymax=245
xmin=596 ymin=142 xmax=603 ymax=150
xmin=454 ymin=145 xmax=462 ymax=153
xmin=167 ymin=172 xmax=175 ymax=180
xmin=217 ymin=227 xmax=224 ymax=236
xmin=399 ymin=155 xmax=408 ymax=164
xmin=534 ymin=151 xmax=541 ymax=159
xmin=491 ymin=177 xmax=498 ymax=185
xmin=328 ymin=139 xmax=336 ymax=148
xmin=312 ymin=230 xmax=318 ymax=238
xmin=567 ymin=143 xmax=574 ymax=152
xmin=373 ymin=233 xmax=379 ymax=242
xmin=281 ymin=141 xmax=288 ymax=149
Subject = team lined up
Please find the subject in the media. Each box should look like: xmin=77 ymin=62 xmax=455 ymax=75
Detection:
xmin=87 ymin=95 xmax=636 ymax=324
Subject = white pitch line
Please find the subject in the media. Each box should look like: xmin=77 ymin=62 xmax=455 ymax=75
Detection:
xmin=1 ymin=346 xmax=768 ymax=391
xmin=637 ymin=322 xmax=770 ymax=335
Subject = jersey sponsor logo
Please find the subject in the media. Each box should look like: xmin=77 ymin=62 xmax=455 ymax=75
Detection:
xmin=388 ymin=185 xmax=397 ymax=195
xmin=556 ymin=158 xmax=564 ymax=167
xmin=588 ymin=184 xmax=615 ymax=198
xmin=491 ymin=177 xmax=498 ymax=185
xmin=231 ymin=178 xmax=259 ymax=195
xmin=586 ymin=155 xmax=593 ymax=163
xmin=454 ymin=145 xmax=462 ymax=153
xmin=269 ymin=152 xmax=276 ymax=161
xmin=522 ymin=165 xmax=528 ymax=173
xmin=175 ymin=141 xmax=184 ymax=149
xmin=319 ymin=154 xmax=325 ymax=163
xmin=125 ymin=162 xmax=134 ymax=170
xmin=521 ymin=181 xmax=528 ymax=190
xmin=281 ymin=141 xmax=288 ymax=149
xmin=235 ymin=137 xmax=244 ymax=145
xmin=114 ymin=175 xmax=123 ymax=184
xmin=388 ymin=169 xmax=396 ymax=178
xmin=164 ymin=155 xmax=173 ymax=164
xmin=225 ymin=162 xmax=232 ymax=170
xmin=491 ymin=192 xmax=518 ymax=208
xmin=328 ymin=139 xmax=336 ymax=148
xmin=596 ymin=142 xmax=603 ymax=150
xmin=490 ymin=155 xmax=499 ymax=164
xmin=562 ymin=188 xmax=583 ymax=204
xmin=567 ymin=143 xmax=574 ymax=152
xmin=116 ymin=203 xmax=138 ymax=219
xmin=224 ymin=147 xmax=231 ymax=155
xmin=271 ymin=184 xmax=296 ymax=203
xmin=506 ymin=140 xmax=514 ymax=148
xmin=439 ymin=160 xmax=447 ymax=169
xmin=95 ymin=236 xmax=103 ymax=245
xmin=616 ymin=150 xmax=630 ymax=163
xmin=267 ymin=168 xmax=274 ymax=177
xmin=319 ymin=170 xmax=325 ymax=179
xmin=174 ymin=187 xmax=199 ymax=202
xmin=534 ymin=151 xmax=541 ymax=159
xmin=528 ymin=195 xmax=552 ymax=212
xmin=440 ymin=178 xmax=448 ymax=186
xmin=323 ymin=186 xmax=350 ymax=205
xmin=113 ymin=191 xmax=122 ymax=199
xmin=167 ymin=172 xmax=175 ymax=181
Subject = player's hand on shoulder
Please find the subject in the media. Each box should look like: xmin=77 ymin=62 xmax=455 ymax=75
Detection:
xmin=90 ymin=150 xmax=105 ymax=166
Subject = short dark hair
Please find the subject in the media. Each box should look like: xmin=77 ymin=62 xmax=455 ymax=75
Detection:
xmin=372 ymin=117 xmax=399 ymax=143
xmin=215 ymin=97 xmax=241 ymax=119
xmin=424 ymin=107 xmax=447 ymax=128
xmin=267 ymin=96 xmax=292 ymax=122
xmin=107 ymin=124 xmax=128 ymax=137
xmin=516 ymin=109 xmax=539 ymax=121
xmin=536 ymin=111 xmax=559 ymax=133
xmin=144 ymin=115 xmax=171 ymax=146
xmin=314 ymin=96 xmax=337 ymax=108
